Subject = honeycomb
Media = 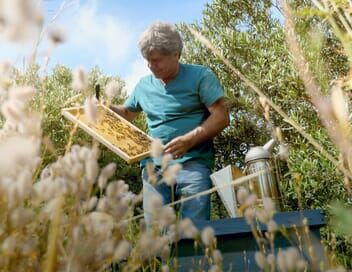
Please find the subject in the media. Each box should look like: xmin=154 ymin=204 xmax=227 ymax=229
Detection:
xmin=66 ymin=106 xmax=151 ymax=159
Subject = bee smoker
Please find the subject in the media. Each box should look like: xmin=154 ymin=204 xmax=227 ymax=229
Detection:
xmin=244 ymin=139 xmax=282 ymax=211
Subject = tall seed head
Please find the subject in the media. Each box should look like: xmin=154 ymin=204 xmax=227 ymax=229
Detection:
xmin=237 ymin=186 xmax=249 ymax=205
xmin=0 ymin=59 xmax=12 ymax=76
xmin=72 ymin=66 xmax=88 ymax=92
xmin=47 ymin=24 xmax=66 ymax=45
xmin=113 ymin=240 xmax=130 ymax=262
xmin=201 ymin=226 xmax=215 ymax=247
xmin=255 ymin=251 xmax=268 ymax=269
xmin=163 ymin=163 xmax=182 ymax=186
xmin=151 ymin=138 xmax=164 ymax=158
xmin=105 ymin=80 xmax=122 ymax=101
xmin=331 ymin=85 xmax=349 ymax=125
xmin=84 ymin=96 xmax=99 ymax=124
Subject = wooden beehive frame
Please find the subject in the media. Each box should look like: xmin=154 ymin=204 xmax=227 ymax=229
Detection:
xmin=61 ymin=104 xmax=153 ymax=164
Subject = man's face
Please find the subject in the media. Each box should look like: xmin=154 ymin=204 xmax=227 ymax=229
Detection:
xmin=146 ymin=50 xmax=179 ymax=80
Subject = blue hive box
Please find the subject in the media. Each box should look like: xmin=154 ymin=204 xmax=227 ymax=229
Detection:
xmin=176 ymin=209 xmax=326 ymax=271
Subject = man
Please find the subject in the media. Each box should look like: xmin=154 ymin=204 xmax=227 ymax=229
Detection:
xmin=111 ymin=22 xmax=229 ymax=222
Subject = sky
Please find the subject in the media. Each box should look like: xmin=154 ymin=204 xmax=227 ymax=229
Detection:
xmin=0 ymin=0 xmax=209 ymax=93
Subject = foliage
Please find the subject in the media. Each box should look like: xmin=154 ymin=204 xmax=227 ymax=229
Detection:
xmin=178 ymin=0 xmax=352 ymax=266
xmin=0 ymin=63 xmax=207 ymax=271
xmin=1 ymin=64 xmax=144 ymax=194
xmin=1 ymin=0 xmax=352 ymax=270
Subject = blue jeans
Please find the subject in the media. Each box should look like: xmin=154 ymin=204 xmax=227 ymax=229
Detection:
xmin=142 ymin=161 xmax=211 ymax=225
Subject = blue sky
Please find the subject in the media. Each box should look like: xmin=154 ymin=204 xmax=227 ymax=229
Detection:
xmin=0 ymin=0 xmax=209 ymax=92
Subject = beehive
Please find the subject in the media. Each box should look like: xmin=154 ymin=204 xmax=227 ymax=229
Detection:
xmin=61 ymin=104 xmax=152 ymax=164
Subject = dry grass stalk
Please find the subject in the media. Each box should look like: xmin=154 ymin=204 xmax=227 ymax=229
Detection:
xmin=0 ymin=2 xmax=220 ymax=271
xmin=281 ymin=0 xmax=352 ymax=189
xmin=65 ymin=116 xmax=80 ymax=153
xmin=315 ymin=0 xmax=352 ymax=61
xmin=128 ymin=169 xmax=266 ymax=223
xmin=30 ymin=0 xmax=75 ymax=65
xmin=186 ymin=25 xmax=352 ymax=181
xmin=43 ymin=195 xmax=63 ymax=272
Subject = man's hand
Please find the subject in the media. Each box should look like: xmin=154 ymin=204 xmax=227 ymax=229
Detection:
xmin=164 ymin=135 xmax=194 ymax=159
xmin=164 ymin=98 xmax=229 ymax=159
xmin=110 ymin=104 xmax=139 ymax=122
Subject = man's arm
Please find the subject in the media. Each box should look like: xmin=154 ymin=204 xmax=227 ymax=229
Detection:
xmin=110 ymin=105 xmax=139 ymax=122
xmin=164 ymin=98 xmax=229 ymax=158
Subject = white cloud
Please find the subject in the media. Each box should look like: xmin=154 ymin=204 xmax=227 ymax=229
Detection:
xmin=0 ymin=0 xmax=150 ymax=94
xmin=69 ymin=1 xmax=133 ymax=62
xmin=65 ymin=0 xmax=151 ymax=91
xmin=0 ymin=0 xmax=138 ymax=74
xmin=0 ymin=0 xmax=208 ymax=78
xmin=123 ymin=57 xmax=150 ymax=94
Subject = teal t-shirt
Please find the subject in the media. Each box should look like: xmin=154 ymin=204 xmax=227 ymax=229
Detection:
xmin=124 ymin=63 xmax=224 ymax=168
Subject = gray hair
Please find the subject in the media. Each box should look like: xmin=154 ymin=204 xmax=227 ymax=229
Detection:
xmin=138 ymin=22 xmax=183 ymax=58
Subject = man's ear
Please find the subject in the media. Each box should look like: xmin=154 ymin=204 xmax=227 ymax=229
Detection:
xmin=175 ymin=51 xmax=181 ymax=59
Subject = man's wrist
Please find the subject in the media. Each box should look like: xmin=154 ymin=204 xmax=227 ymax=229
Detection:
xmin=184 ymin=127 xmax=203 ymax=148
xmin=110 ymin=104 xmax=117 ymax=112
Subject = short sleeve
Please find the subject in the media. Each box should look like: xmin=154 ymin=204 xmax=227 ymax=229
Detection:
xmin=199 ymin=68 xmax=224 ymax=107
xmin=123 ymin=84 xmax=142 ymax=112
